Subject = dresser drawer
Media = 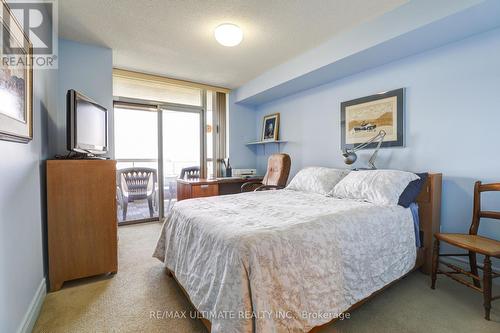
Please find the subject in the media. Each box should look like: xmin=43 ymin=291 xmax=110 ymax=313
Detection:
xmin=192 ymin=184 xmax=219 ymax=198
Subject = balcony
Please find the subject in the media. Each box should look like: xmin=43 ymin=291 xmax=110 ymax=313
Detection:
xmin=114 ymin=104 xmax=205 ymax=224
xmin=116 ymin=159 xmax=198 ymax=224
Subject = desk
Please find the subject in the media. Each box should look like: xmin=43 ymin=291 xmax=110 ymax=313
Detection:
xmin=177 ymin=177 xmax=263 ymax=201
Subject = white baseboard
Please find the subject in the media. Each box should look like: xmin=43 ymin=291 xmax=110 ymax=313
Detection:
xmin=17 ymin=278 xmax=46 ymax=333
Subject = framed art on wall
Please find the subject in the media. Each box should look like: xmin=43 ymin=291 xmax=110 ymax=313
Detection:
xmin=0 ymin=0 xmax=34 ymax=143
xmin=341 ymin=88 xmax=404 ymax=151
xmin=261 ymin=113 xmax=280 ymax=141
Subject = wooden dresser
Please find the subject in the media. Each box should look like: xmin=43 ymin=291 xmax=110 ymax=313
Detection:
xmin=177 ymin=177 xmax=263 ymax=201
xmin=46 ymin=160 xmax=117 ymax=291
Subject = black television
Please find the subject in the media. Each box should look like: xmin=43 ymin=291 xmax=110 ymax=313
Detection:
xmin=67 ymin=89 xmax=108 ymax=156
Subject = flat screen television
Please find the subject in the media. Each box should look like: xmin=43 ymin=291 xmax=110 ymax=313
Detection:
xmin=67 ymin=89 xmax=108 ymax=155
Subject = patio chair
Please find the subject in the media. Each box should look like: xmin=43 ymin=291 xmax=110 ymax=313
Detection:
xmin=180 ymin=166 xmax=200 ymax=179
xmin=116 ymin=168 xmax=157 ymax=221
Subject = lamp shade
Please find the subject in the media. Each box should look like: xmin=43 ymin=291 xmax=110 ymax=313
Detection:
xmin=343 ymin=151 xmax=357 ymax=165
xmin=214 ymin=24 xmax=243 ymax=47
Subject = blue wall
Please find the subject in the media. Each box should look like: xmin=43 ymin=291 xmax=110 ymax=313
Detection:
xmin=232 ymin=28 xmax=500 ymax=255
xmin=228 ymin=92 xmax=257 ymax=169
xmin=0 ymin=67 xmax=57 ymax=333
xmin=0 ymin=7 xmax=57 ymax=333
xmin=55 ymin=39 xmax=113 ymax=157
xmin=0 ymin=38 xmax=113 ymax=333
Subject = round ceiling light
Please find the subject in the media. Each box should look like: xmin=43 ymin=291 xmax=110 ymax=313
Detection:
xmin=214 ymin=23 xmax=243 ymax=47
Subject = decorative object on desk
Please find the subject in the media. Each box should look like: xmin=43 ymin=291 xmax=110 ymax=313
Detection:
xmin=0 ymin=0 xmax=33 ymax=143
xmin=341 ymin=88 xmax=404 ymax=152
xmin=222 ymin=158 xmax=232 ymax=177
xmin=342 ymin=130 xmax=386 ymax=169
xmin=261 ymin=113 xmax=280 ymax=141
xmin=232 ymin=168 xmax=257 ymax=178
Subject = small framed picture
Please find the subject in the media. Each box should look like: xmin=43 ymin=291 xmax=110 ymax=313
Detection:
xmin=341 ymin=88 xmax=404 ymax=151
xmin=261 ymin=113 xmax=280 ymax=141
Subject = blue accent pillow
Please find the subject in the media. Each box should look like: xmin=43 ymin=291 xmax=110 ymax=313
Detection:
xmin=398 ymin=173 xmax=428 ymax=208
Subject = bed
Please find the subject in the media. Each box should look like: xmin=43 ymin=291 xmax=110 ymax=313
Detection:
xmin=154 ymin=172 xmax=441 ymax=333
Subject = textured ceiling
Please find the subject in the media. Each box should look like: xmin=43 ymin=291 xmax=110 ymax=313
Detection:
xmin=59 ymin=0 xmax=407 ymax=89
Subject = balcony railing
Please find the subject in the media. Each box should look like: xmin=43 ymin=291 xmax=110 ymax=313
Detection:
xmin=115 ymin=158 xmax=203 ymax=224
xmin=116 ymin=158 xmax=203 ymax=178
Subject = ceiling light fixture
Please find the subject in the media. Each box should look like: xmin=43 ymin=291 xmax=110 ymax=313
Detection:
xmin=214 ymin=23 xmax=243 ymax=47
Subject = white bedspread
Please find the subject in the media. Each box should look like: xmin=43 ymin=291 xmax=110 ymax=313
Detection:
xmin=153 ymin=190 xmax=416 ymax=333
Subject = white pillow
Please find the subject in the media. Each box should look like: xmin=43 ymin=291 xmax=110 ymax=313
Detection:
xmin=286 ymin=167 xmax=351 ymax=195
xmin=329 ymin=170 xmax=420 ymax=206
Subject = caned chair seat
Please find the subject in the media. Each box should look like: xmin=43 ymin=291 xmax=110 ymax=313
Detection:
xmin=434 ymin=233 xmax=500 ymax=257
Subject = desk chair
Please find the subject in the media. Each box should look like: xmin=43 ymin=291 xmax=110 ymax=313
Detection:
xmin=241 ymin=154 xmax=291 ymax=192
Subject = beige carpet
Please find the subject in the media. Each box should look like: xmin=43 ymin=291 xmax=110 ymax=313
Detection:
xmin=34 ymin=222 xmax=499 ymax=333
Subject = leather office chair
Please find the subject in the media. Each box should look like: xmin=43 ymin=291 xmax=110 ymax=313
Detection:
xmin=241 ymin=153 xmax=291 ymax=192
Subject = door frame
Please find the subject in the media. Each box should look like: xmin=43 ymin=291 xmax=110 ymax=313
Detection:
xmin=113 ymin=102 xmax=161 ymax=225
xmin=114 ymin=92 xmax=207 ymax=221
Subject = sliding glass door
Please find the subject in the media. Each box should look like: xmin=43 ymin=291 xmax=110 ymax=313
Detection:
xmin=113 ymin=90 xmax=226 ymax=223
xmin=160 ymin=108 xmax=202 ymax=214
xmin=114 ymin=105 xmax=160 ymax=224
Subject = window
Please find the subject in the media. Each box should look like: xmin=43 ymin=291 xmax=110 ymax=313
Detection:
xmin=112 ymin=69 xmax=229 ymax=222
xmin=113 ymin=75 xmax=202 ymax=106
xmin=206 ymin=91 xmax=214 ymax=178
xmin=114 ymin=105 xmax=159 ymax=223
xmin=114 ymin=107 xmax=158 ymax=161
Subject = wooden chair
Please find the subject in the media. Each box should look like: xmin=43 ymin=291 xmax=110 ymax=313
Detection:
xmin=241 ymin=153 xmax=291 ymax=192
xmin=431 ymin=181 xmax=500 ymax=320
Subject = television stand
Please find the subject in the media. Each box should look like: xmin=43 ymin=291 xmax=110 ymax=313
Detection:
xmin=46 ymin=159 xmax=117 ymax=291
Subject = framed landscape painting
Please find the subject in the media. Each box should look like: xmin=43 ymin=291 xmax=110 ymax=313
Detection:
xmin=341 ymin=88 xmax=404 ymax=150
xmin=0 ymin=0 xmax=33 ymax=143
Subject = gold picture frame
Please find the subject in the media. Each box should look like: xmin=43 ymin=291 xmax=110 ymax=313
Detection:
xmin=0 ymin=0 xmax=34 ymax=143
xmin=261 ymin=113 xmax=280 ymax=141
